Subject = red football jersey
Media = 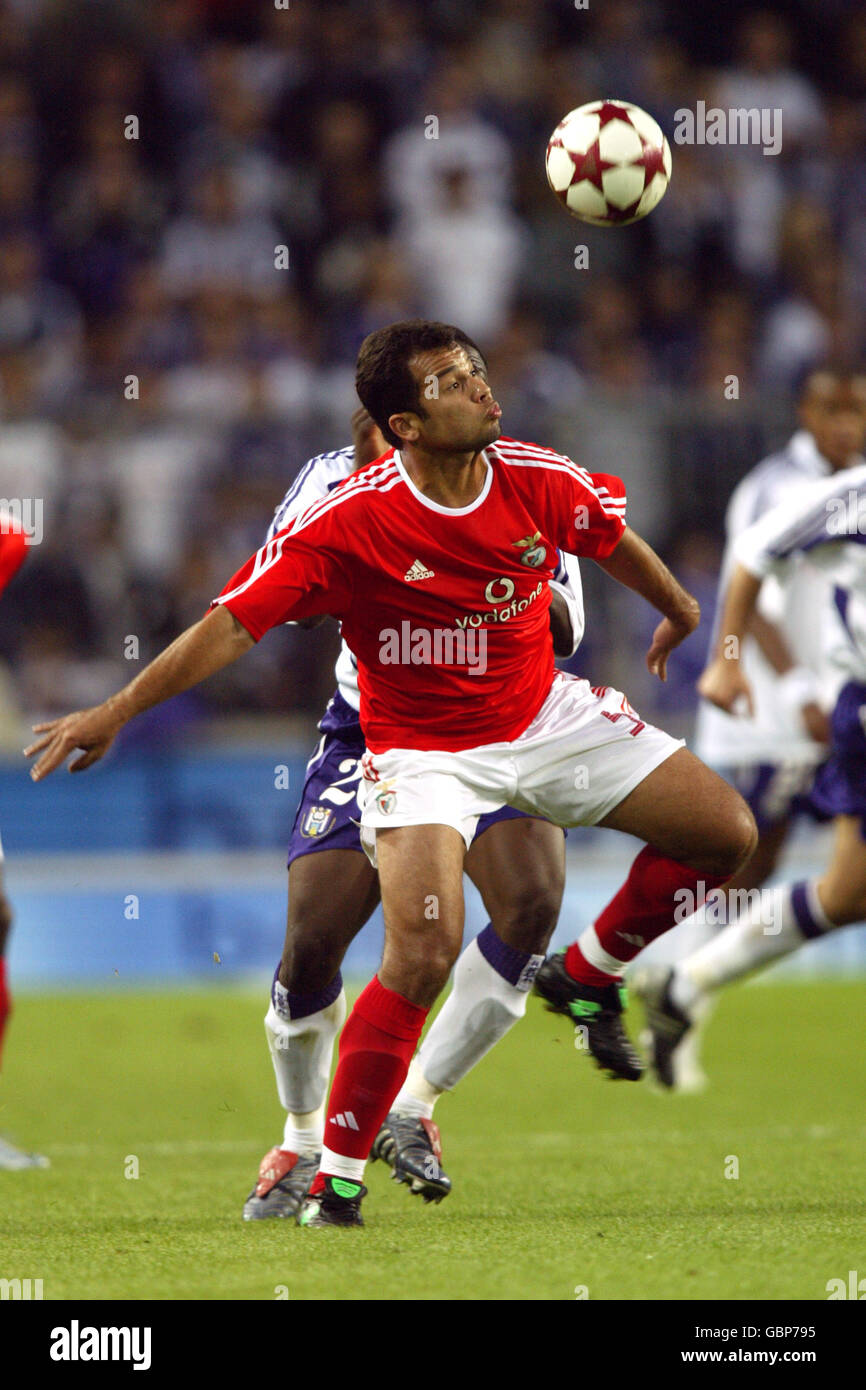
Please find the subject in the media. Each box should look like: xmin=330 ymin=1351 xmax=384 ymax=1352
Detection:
xmin=214 ymin=437 xmax=626 ymax=752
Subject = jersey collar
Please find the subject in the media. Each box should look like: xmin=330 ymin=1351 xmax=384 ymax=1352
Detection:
xmin=392 ymin=448 xmax=493 ymax=515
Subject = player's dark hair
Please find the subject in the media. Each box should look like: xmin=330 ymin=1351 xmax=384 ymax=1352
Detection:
xmin=355 ymin=320 xmax=486 ymax=448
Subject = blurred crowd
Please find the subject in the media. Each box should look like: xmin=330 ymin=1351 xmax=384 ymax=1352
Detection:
xmin=0 ymin=0 xmax=864 ymax=734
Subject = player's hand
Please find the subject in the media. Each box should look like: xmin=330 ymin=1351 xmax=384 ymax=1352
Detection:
xmin=800 ymin=700 xmax=831 ymax=745
xmin=646 ymin=610 xmax=698 ymax=682
xmin=25 ymin=703 xmax=123 ymax=781
xmin=697 ymin=656 xmax=754 ymax=717
xmin=351 ymin=406 xmax=387 ymax=469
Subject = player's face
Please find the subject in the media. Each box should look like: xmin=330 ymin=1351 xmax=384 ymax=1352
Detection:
xmin=395 ymin=345 xmax=502 ymax=454
xmin=801 ymin=378 xmax=866 ymax=470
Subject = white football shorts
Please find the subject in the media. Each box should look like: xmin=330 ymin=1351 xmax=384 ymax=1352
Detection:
xmin=358 ymin=670 xmax=684 ymax=863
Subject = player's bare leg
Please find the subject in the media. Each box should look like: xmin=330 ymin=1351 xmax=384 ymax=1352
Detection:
xmin=596 ymin=749 xmax=757 ymax=871
xmin=375 ymin=826 xmax=467 ymax=1004
xmin=633 ymin=817 xmax=790 ymax=1090
xmin=278 ymin=849 xmax=380 ymax=994
xmin=379 ymin=816 xmax=564 ymax=1198
xmin=536 ymin=749 xmax=757 ymax=1080
xmin=395 ymin=815 xmax=562 ymax=1104
xmin=642 ymin=813 xmax=866 ymax=1088
xmin=244 ymin=848 xmax=379 ymax=1220
xmin=298 ymin=824 xmax=465 ymax=1227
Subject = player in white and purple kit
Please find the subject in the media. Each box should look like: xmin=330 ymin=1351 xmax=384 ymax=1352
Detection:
xmin=642 ymin=451 xmax=866 ymax=1077
xmin=243 ymin=344 xmax=589 ymax=1217
xmin=636 ymin=371 xmax=866 ymax=1087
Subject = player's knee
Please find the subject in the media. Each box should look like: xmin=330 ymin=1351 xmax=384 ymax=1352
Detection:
xmin=387 ymin=931 xmax=461 ymax=1007
xmin=280 ymin=921 xmax=342 ymax=996
xmin=424 ymin=939 xmax=462 ymax=996
xmin=488 ymin=881 xmax=561 ymax=954
xmin=705 ymin=801 xmax=759 ymax=879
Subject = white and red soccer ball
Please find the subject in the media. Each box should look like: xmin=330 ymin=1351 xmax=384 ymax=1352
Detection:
xmin=545 ymin=99 xmax=672 ymax=226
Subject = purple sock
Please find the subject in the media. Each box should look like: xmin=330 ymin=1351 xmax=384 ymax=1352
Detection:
xmin=477 ymin=923 xmax=545 ymax=991
xmin=790 ymin=882 xmax=831 ymax=941
xmin=271 ymin=964 xmax=343 ymax=1022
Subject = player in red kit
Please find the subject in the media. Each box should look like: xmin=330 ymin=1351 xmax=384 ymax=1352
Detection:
xmin=0 ymin=518 xmax=27 ymax=1063
xmin=0 ymin=515 xmax=47 ymax=1169
xmin=27 ymin=321 xmax=756 ymax=1225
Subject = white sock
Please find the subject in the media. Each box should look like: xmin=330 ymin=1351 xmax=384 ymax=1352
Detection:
xmin=281 ymin=1106 xmax=326 ymax=1158
xmin=319 ymin=1147 xmax=367 ymax=1183
xmin=673 ymin=881 xmax=834 ymax=1008
xmin=394 ymin=937 xmax=535 ymax=1112
xmin=265 ymin=989 xmax=347 ymax=1152
xmin=575 ymin=921 xmax=628 ymax=977
xmin=393 ymin=1059 xmax=440 ymax=1120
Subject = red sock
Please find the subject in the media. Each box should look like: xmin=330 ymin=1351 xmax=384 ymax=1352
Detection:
xmin=314 ymin=975 xmax=427 ymax=1189
xmin=0 ymin=958 xmax=10 ymax=1069
xmin=566 ymin=847 xmax=729 ymax=986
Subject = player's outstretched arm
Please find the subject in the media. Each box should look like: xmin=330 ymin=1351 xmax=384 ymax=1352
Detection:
xmin=697 ymin=561 xmax=762 ymax=716
xmin=25 ymin=606 xmax=255 ymax=781
xmin=594 ymin=526 xmax=700 ymax=681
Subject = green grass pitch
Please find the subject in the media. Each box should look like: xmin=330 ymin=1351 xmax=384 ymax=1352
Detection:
xmin=1 ymin=980 xmax=865 ymax=1301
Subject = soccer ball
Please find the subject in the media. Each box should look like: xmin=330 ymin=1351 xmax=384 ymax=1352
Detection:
xmin=545 ymin=99 xmax=672 ymax=226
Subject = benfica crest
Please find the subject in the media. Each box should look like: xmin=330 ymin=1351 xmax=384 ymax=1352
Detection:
xmin=300 ymin=804 xmax=335 ymax=838
xmin=374 ymin=782 xmax=397 ymax=815
xmin=512 ymin=531 xmax=547 ymax=568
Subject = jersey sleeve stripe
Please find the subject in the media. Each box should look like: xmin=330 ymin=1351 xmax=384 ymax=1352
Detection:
xmin=496 ymin=450 xmax=625 ymax=498
xmin=217 ymin=532 xmax=292 ymax=605
xmin=494 ymin=444 xmax=624 ymax=500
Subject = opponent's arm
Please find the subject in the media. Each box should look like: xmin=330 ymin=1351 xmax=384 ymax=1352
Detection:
xmin=26 ymin=605 xmax=254 ymax=781
xmin=698 ymin=470 xmax=864 ymax=724
xmin=746 ymin=611 xmax=829 ymax=743
xmin=696 ymin=563 xmax=761 ymax=716
xmin=746 ymin=610 xmax=793 ymax=675
xmin=548 ymin=587 xmax=576 ymax=656
xmin=594 ymin=526 xmax=701 ymax=681
xmin=548 ymin=551 xmax=584 ymax=657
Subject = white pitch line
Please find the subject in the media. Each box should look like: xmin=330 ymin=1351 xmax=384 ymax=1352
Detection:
xmin=42 ymin=1122 xmax=866 ymax=1161
xmin=43 ymin=1139 xmax=264 ymax=1159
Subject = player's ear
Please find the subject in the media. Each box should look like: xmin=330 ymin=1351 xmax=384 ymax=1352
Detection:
xmin=389 ymin=412 xmax=420 ymax=445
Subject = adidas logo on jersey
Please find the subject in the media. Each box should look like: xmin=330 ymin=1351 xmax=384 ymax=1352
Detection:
xmin=329 ymin=1111 xmax=360 ymax=1131
xmin=404 ymin=559 xmax=435 ymax=582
